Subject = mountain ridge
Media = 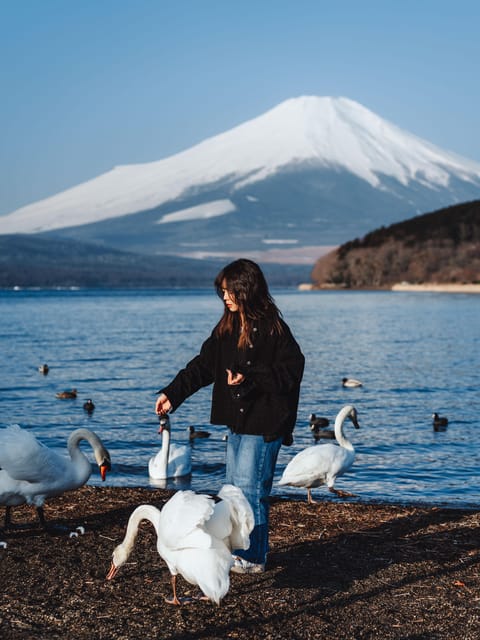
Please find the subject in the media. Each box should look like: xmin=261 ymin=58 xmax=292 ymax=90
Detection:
xmin=1 ymin=96 xmax=480 ymax=259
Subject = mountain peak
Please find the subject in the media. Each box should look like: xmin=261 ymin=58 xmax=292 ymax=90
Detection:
xmin=1 ymin=96 xmax=480 ymax=243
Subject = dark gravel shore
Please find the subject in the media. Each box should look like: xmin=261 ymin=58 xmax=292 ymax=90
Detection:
xmin=1 ymin=486 xmax=479 ymax=640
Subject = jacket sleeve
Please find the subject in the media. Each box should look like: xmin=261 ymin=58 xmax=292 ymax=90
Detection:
xmin=158 ymin=333 xmax=216 ymax=412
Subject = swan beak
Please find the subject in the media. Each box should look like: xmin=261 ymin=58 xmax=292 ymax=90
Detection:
xmin=350 ymin=409 xmax=360 ymax=429
xmin=99 ymin=453 xmax=111 ymax=481
xmin=100 ymin=460 xmax=111 ymax=481
xmin=106 ymin=562 xmax=118 ymax=580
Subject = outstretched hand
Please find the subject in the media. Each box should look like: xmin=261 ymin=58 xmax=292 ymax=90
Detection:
xmin=226 ymin=369 xmax=245 ymax=385
xmin=155 ymin=393 xmax=172 ymax=415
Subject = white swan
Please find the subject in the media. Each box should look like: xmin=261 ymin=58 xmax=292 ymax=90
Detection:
xmin=106 ymin=484 xmax=254 ymax=606
xmin=278 ymin=405 xmax=360 ymax=503
xmin=148 ymin=415 xmax=192 ymax=480
xmin=0 ymin=425 xmax=111 ymax=529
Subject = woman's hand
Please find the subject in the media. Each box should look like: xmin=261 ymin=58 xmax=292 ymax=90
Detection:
xmin=226 ymin=369 xmax=245 ymax=385
xmin=155 ymin=393 xmax=172 ymax=415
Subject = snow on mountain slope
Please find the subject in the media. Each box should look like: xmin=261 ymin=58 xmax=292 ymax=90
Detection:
xmin=2 ymin=96 xmax=480 ymax=235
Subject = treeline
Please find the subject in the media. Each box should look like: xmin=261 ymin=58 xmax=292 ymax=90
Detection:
xmin=311 ymin=200 xmax=480 ymax=288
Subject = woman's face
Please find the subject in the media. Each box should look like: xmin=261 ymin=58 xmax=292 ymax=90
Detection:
xmin=221 ymin=280 xmax=239 ymax=312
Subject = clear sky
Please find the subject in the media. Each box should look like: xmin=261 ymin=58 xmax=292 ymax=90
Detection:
xmin=1 ymin=0 xmax=479 ymax=216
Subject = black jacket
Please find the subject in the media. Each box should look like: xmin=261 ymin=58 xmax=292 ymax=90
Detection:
xmin=159 ymin=317 xmax=304 ymax=442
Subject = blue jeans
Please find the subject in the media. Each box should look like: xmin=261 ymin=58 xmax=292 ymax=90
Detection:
xmin=225 ymin=431 xmax=283 ymax=564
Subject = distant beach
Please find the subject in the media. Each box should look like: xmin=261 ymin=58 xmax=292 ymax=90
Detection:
xmin=391 ymin=283 xmax=480 ymax=293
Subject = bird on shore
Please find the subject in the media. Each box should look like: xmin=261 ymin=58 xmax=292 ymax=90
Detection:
xmin=56 ymin=388 xmax=77 ymax=399
xmin=342 ymin=377 xmax=363 ymax=388
xmin=188 ymin=426 xmax=211 ymax=441
xmin=0 ymin=425 xmax=111 ymax=531
xmin=83 ymin=399 xmax=95 ymax=414
xmin=432 ymin=413 xmax=448 ymax=431
xmin=106 ymin=484 xmax=254 ymax=606
xmin=149 ymin=415 xmax=192 ymax=480
xmin=278 ymin=405 xmax=360 ymax=503
xmin=38 ymin=364 xmax=49 ymax=375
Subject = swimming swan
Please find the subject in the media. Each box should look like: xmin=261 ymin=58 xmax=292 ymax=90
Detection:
xmin=278 ymin=405 xmax=360 ymax=503
xmin=149 ymin=415 xmax=192 ymax=480
xmin=0 ymin=425 xmax=111 ymax=529
xmin=106 ymin=484 xmax=254 ymax=605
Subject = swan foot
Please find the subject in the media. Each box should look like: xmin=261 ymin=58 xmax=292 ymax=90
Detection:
xmin=307 ymin=489 xmax=318 ymax=504
xmin=193 ymin=592 xmax=211 ymax=602
xmin=329 ymin=487 xmax=356 ymax=498
xmin=165 ymin=595 xmax=196 ymax=605
xmin=166 ymin=575 xmax=183 ymax=606
xmin=165 ymin=576 xmax=210 ymax=605
xmin=106 ymin=562 xmax=119 ymax=580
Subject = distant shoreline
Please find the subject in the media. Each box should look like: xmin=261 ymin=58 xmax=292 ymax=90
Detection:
xmin=391 ymin=283 xmax=480 ymax=293
xmin=298 ymin=282 xmax=480 ymax=293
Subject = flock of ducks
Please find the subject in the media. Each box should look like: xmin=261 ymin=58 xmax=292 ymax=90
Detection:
xmin=41 ymin=363 xmax=95 ymax=412
xmin=0 ymin=370 xmax=451 ymax=605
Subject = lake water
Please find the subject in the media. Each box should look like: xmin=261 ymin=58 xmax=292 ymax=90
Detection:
xmin=1 ymin=288 xmax=479 ymax=508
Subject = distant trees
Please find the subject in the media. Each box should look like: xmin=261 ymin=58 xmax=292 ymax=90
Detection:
xmin=311 ymin=200 xmax=480 ymax=288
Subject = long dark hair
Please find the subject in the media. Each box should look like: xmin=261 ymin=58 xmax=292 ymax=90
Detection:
xmin=214 ymin=259 xmax=283 ymax=349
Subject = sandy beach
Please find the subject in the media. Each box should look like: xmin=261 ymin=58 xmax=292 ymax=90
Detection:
xmin=391 ymin=283 xmax=480 ymax=293
xmin=1 ymin=486 xmax=479 ymax=639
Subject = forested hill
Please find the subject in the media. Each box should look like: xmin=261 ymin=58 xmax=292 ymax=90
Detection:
xmin=311 ymin=200 xmax=480 ymax=289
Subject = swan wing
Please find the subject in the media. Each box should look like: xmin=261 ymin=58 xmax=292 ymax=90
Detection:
xmin=0 ymin=425 xmax=60 ymax=483
xmin=216 ymin=484 xmax=254 ymax=550
xmin=158 ymin=490 xmax=215 ymax=551
xmin=167 ymin=444 xmax=192 ymax=476
xmin=279 ymin=444 xmax=340 ymax=486
xmin=326 ymin=448 xmax=356 ymax=479
xmin=173 ymin=546 xmax=232 ymax=605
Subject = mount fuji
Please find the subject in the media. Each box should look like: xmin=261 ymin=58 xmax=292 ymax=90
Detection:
xmin=2 ymin=96 xmax=480 ymax=262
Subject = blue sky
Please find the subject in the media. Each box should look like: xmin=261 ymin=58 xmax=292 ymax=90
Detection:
xmin=1 ymin=0 xmax=479 ymax=216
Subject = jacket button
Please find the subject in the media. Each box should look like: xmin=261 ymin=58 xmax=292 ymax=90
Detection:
xmin=246 ymin=360 xmax=251 ymax=365
xmin=240 ymin=408 xmax=244 ymax=413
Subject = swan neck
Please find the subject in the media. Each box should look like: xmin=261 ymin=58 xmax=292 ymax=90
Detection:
xmin=160 ymin=428 xmax=171 ymax=462
xmin=334 ymin=408 xmax=354 ymax=450
xmin=121 ymin=505 xmax=162 ymax=559
xmin=67 ymin=428 xmax=101 ymax=458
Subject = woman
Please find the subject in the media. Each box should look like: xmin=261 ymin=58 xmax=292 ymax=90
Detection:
xmin=155 ymin=259 xmax=304 ymax=573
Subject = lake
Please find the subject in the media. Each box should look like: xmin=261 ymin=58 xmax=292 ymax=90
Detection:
xmin=1 ymin=288 xmax=479 ymax=508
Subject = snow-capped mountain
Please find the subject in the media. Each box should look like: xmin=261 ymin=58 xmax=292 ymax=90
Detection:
xmin=2 ymin=96 xmax=480 ymax=259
